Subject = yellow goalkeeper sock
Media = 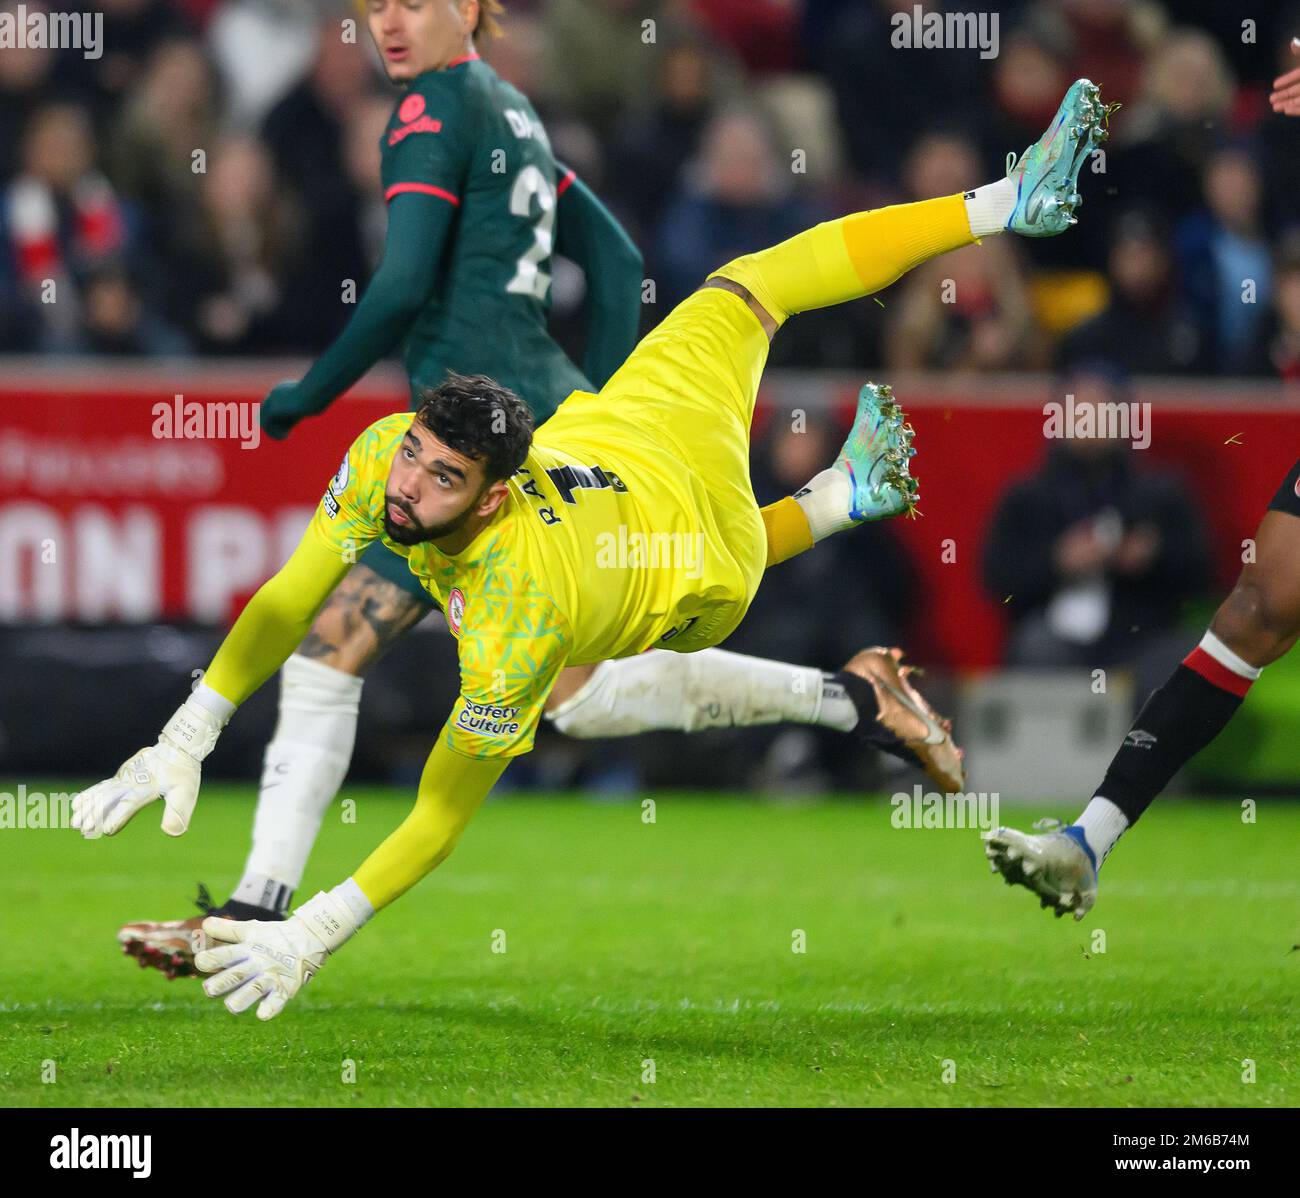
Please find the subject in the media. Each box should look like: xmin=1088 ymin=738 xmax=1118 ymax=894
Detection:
xmin=710 ymin=193 xmax=975 ymax=328
xmin=760 ymin=498 xmax=815 ymax=568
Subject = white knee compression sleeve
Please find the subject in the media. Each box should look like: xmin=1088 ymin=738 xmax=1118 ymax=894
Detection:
xmin=546 ymin=648 xmax=858 ymax=737
xmin=232 ymin=653 xmax=364 ymax=912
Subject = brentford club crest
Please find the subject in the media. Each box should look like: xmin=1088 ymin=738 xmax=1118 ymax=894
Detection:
xmin=447 ymin=587 xmax=466 ymax=635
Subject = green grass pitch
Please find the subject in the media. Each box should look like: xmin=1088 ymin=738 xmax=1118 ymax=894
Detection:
xmin=2 ymin=784 xmax=1297 ymax=1107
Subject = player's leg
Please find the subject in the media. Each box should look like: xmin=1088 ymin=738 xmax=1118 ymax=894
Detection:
xmin=538 ymin=84 xmax=1117 ymax=779
xmin=714 ymin=78 xmax=1115 ymax=565
xmin=230 ymin=555 xmax=432 ymax=908
xmin=538 ymin=83 xmax=1112 ymax=802
xmin=118 ymin=552 xmax=433 ymax=977
xmin=985 ymin=469 xmax=1300 ymax=919
xmin=546 ymin=646 xmax=965 ymax=791
xmin=582 ymin=74 xmax=1113 ymax=585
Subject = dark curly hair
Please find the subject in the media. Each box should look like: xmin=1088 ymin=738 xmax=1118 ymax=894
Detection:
xmin=414 ymin=371 xmax=534 ymax=484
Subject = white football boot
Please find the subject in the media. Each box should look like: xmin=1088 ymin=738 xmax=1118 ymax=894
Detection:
xmin=982 ymin=819 xmax=1098 ymax=920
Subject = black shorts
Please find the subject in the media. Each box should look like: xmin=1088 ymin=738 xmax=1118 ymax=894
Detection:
xmin=1267 ymin=459 xmax=1300 ymax=519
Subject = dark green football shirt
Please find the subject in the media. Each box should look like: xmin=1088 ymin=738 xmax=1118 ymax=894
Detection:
xmin=380 ymin=53 xmax=590 ymax=420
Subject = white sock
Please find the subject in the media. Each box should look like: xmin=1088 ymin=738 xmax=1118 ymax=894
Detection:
xmin=1074 ymin=795 xmax=1129 ymax=868
xmin=1197 ymin=630 xmax=1262 ymax=681
xmin=232 ymin=653 xmax=363 ymax=912
xmin=793 ymin=468 xmax=854 ymax=543
xmin=546 ymin=648 xmax=859 ymax=737
xmin=963 ymin=178 xmax=1016 ymax=238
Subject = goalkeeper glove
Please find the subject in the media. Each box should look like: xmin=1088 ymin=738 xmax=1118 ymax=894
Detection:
xmin=195 ymin=886 xmax=368 ymax=1020
xmin=71 ymin=693 xmax=228 ymax=839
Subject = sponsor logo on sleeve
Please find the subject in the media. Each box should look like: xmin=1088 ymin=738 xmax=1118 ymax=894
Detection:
xmin=322 ymin=455 xmax=349 ymax=519
xmin=455 ymin=699 xmax=521 ymax=739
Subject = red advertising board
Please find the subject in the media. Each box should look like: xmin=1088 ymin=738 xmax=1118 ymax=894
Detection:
xmin=1 ymin=374 xmax=403 ymax=626
xmin=2 ymin=367 xmax=1298 ymax=669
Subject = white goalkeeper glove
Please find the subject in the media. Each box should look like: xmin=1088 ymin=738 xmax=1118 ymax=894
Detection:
xmin=195 ymin=886 xmax=369 ymax=1021
xmin=71 ymin=693 xmax=228 ymax=839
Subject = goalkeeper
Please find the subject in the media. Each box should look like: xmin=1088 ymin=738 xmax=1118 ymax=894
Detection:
xmin=123 ymin=0 xmax=962 ymax=977
xmin=74 ymin=80 xmax=1111 ymax=1018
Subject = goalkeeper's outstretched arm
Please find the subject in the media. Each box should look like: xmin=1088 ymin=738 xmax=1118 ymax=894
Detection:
xmin=192 ymin=612 xmax=572 ymax=1020
xmin=353 ymin=739 xmax=507 ymax=907
xmin=192 ymin=736 xmax=509 ymax=1021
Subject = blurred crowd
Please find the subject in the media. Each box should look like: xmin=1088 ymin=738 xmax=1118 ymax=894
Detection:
xmin=7 ymin=0 xmax=1290 ymax=788
xmin=3 ymin=0 xmax=1300 ymax=378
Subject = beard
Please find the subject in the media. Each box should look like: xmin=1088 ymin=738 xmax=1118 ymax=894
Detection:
xmin=382 ymin=493 xmax=477 ymax=545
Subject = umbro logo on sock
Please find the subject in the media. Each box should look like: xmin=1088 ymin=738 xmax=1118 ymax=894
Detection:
xmin=1124 ymin=729 xmax=1157 ymax=749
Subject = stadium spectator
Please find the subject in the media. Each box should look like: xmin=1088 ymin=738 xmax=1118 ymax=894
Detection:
xmin=1176 ymin=147 xmax=1273 ymax=374
xmin=1110 ymin=28 xmax=1238 ymax=224
xmin=1058 ymin=210 xmax=1207 ymax=375
xmin=106 ymin=39 xmax=221 ymax=273
xmin=886 ymin=133 xmax=1039 ymax=372
xmin=259 ymin=15 xmax=376 ymax=348
xmin=605 ymin=31 xmax=737 ymax=245
xmin=0 ymin=4 xmax=56 ymax=183
xmin=166 ymin=133 xmax=303 ymax=354
xmin=687 ymin=0 xmax=804 ymax=76
xmin=982 ymin=366 xmax=1211 ymax=701
xmin=981 ymin=22 xmax=1113 ymax=273
xmin=1 ymin=103 xmax=128 ymax=353
xmin=204 ymin=0 xmax=319 ymax=128
xmin=982 ymin=24 xmax=1073 ymax=173
xmin=341 ymin=95 xmax=399 ymax=273
xmin=51 ymin=0 xmax=196 ymax=127
xmin=652 ymin=107 xmax=818 ymax=310
xmin=1051 ymin=0 xmax=1165 ymax=113
xmin=812 ymin=0 xmax=984 ymax=185
xmin=80 ymin=263 xmax=191 ymax=356
xmin=1260 ymin=12 xmax=1300 ymax=233
xmin=1247 ymin=232 xmax=1300 ymax=380
xmin=542 ymin=0 xmax=668 ymax=136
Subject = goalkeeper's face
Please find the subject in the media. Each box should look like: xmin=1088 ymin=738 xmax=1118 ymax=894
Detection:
xmin=383 ymin=424 xmax=508 ymax=547
xmin=365 ymin=0 xmax=479 ymax=83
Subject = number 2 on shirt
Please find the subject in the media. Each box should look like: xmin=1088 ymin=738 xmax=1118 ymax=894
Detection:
xmin=506 ymin=164 xmax=556 ymax=301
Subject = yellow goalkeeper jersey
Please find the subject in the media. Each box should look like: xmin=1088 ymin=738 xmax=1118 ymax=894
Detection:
xmin=309 ymin=394 xmax=763 ymax=760
xmin=309 ymin=286 xmax=772 ymax=761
